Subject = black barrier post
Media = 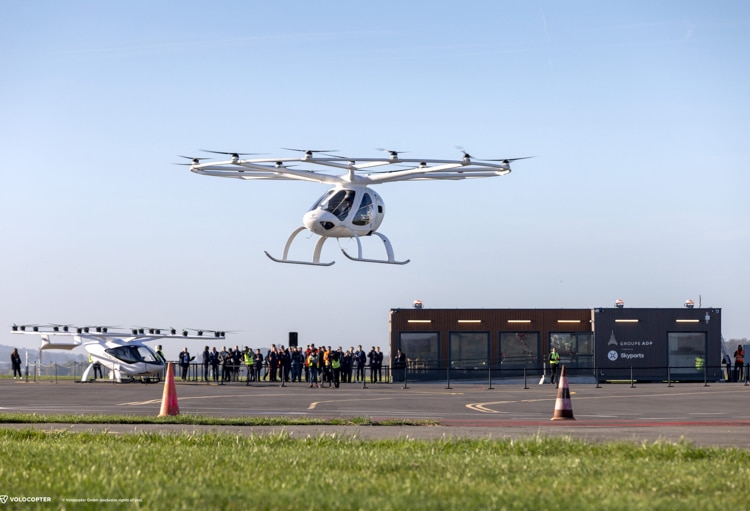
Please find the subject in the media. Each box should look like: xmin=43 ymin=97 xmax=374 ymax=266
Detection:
xmin=594 ymin=362 xmax=601 ymax=388
xmin=487 ymin=360 xmax=494 ymax=390
xmin=402 ymin=366 xmax=408 ymax=390
xmin=704 ymin=363 xmax=709 ymax=387
xmin=630 ymin=366 xmax=636 ymax=388
xmin=445 ymin=365 xmax=452 ymax=390
xmin=523 ymin=368 xmax=528 ymax=389
xmin=667 ymin=366 xmax=673 ymax=387
xmin=54 ymin=362 xmax=58 ymax=384
xmin=745 ymin=364 xmax=749 ymax=387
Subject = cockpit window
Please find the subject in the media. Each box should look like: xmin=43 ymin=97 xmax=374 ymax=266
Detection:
xmin=106 ymin=346 xmax=141 ymax=364
xmin=313 ymin=190 xmax=356 ymax=221
xmin=104 ymin=346 xmax=160 ymax=364
xmin=353 ymin=192 xmax=373 ymax=226
xmin=137 ymin=346 xmax=158 ymax=363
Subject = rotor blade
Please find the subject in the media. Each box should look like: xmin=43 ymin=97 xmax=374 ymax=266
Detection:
xmin=282 ymin=148 xmax=338 ymax=154
xmin=178 ymin=155 xmax=211 ymax=162
xmin=481 ymin=156 xmax=535 ymax=162
xmin=201 ymin=150 xmax=265 ymax=157
xmin=375 ymin=148 xmax=408 ymax=158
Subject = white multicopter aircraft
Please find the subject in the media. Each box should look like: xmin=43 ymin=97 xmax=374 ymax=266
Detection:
xmin=182 ymin=148 xmax=530 ymax=266
xmin=12 ymin=324 xmax=225 ymax=383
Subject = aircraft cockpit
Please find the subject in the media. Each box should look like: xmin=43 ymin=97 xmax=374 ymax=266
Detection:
xmin=105 ymin=345 xmax=161 ymax=365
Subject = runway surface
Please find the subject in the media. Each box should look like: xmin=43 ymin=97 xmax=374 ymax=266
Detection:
xmin=3 ymin=377 xmax=750 ymax=447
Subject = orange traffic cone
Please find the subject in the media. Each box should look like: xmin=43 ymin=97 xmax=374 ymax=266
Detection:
xmin=158 ymin=362 xmax=180 ymax=416
xmin=551 ymin=365 xmax=575 ymax=421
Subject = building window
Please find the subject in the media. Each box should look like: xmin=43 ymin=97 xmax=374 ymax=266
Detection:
xmin=399 ymin=332 xmax=439 ymax=369
xmin=668 ymin=332 xmax=706 ymax=377
xmin=449 ymin=332 xmax=489 ymax=369
xmin=549 ymin=332 xmax=593 ymax=369
xmin=500 ymin=332 xmax=539 ymax=368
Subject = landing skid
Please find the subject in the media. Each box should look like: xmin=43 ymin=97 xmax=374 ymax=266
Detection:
xmin=341 ymin=232 xmax=410 ymax=265
xmin=264 ymin=227 xmax=336 ymax=266
xmin=265 ymin=227 xmax=409 ymax=266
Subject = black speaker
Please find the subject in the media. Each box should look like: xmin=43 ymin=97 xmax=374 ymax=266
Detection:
xmin=289 ymin=332 xmax=298 ymax=348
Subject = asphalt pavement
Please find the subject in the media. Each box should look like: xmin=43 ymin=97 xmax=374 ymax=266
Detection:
xmin=3 ymin=377 xmax=750 ymax=448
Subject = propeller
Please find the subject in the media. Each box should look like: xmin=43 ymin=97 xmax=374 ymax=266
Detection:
xmin=282 ymin=148 xmax=339 ymax=159
xmin=375 ymin=148 xmax=408 ymax=160
xmin=478 ymin=156 xmax=535 ymax=163
xmin=175 ymin=155 xmax=211 ymax=166
xmin=456 ymin=146 xmax=474 ymax=161
xmin=201 ymin=150 xmax=264 ymax=159
xmin=456 ymin=147 xmax=533 ymax=164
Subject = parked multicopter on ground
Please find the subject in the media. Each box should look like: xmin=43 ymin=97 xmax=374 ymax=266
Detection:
xmin=11 ymin=324 xmax=225 ymax=383
xmin=180 ymin=148 xmax=530 ymax=266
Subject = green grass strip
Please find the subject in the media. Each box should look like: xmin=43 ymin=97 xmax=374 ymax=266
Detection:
xmin=2 ymin=430 xmax=749 ymax=511
xmin=0 ymin=412 xmax=437 ymax=426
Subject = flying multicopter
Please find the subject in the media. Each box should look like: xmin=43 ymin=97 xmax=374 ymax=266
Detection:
xmin=181 ymin=148 xmax=530 ymax=266
xmin=11 ymin=324 xmax=226 ymax=383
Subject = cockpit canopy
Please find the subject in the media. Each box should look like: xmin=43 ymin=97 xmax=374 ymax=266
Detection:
xmin=105 ymin=345 xmax=161 ymax=365
xmin=310 ymin=188 xmax=380 ymax=226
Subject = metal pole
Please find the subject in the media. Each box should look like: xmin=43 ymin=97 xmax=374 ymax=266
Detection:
xmin=402 ymin=365 xmax=408 ymax=390
xmin=445 ymin=364 xmax=451 ymax=390
xmin=630 ymin=366 xmax=635 ymax=388
xmin=667 ymin=366 xmax=673 ymax=387
xmin=487 ymin=360 xmax=493 ymax=390
xmin=595 ymin=362 xmax=601 ymax=388
xmin=704 ymin=362 xmax=709 ymax=387
xmin=523 ymin=368 xmax=528 ymax=389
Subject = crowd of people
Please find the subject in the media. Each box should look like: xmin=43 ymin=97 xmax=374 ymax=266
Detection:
xmin=175 ymin=344 xmax=389 ymax=386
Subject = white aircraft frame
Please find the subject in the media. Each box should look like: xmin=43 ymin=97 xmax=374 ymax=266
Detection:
xmin=12 ymin=325 xmax=226 ymax=383
xmin=184 ymin=148 xmax=529 ymax=266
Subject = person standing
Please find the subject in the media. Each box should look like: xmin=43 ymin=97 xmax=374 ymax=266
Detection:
xmin=209 ymin=347 xmax=220 ymax=382
xmin=179 ymin=347 xmax=194 ymax=381
xmin=374 ymin=346 xmax=383 ymax=383
xmin=267 ymin=346 xmax=278 ymax=382
xmin=201 ymin=346 xmax=211 ymax=382
xmin=330 ymin=347 xmax=342 ymax=388
xmin=342 ymin=348 xmax=353 ymax=383
xmin=355 ymin=345 xmax=366 ymax=382
xmin=155 ymin=345 xmax=166 ymax=363
xmin=549 ymin=347 xmax=561 ymax=386
xmin=253 ymin=349 xmax=264 ymax=382
xmin=243 ymin=347 xmax=253 ymax=384
xmin=11 ymin=348 xmax=22 ymax=379
xmin=291 ymin=347 xmax=304 ymax=382
xmin=367 ymin=347 xmax=377 ymax=383
xmin=307 ymin=348 xmax=319 ymax=388
xmin=734 ymin=345 xmax=745 ymax=382
xmin=393 ymin=349 xmax=407 ymax=382
xmin=280 ymin=346 xmax=292 ymax=382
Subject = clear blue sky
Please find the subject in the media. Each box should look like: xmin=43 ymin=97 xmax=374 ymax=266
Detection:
xmin=2 ymin=1 xmax=748 ymax=358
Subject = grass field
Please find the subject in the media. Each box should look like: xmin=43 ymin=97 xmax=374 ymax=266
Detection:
xmin=3 ymin=425 xmax=750 ymax=511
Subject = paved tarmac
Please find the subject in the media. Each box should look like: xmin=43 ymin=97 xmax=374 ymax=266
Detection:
xmin=3 ymin=377 xmax=750 ymax=448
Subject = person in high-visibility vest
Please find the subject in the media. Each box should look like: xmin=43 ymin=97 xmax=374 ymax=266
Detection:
xmin=243 ymin=347 xmax=254 ymax=385
xmin=330 ymin=347 xmax=342 ymax=388
xmin=695 ymin=356 xmax=705 ymax=371
xmin=89 ymin=353 xmax=103 ymax=380
xmin=549 ymin=347 xmax=561 ymax=385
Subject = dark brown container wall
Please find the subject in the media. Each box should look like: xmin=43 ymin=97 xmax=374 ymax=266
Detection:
xmin=390 ymin=308 xmax=593 ymax=366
